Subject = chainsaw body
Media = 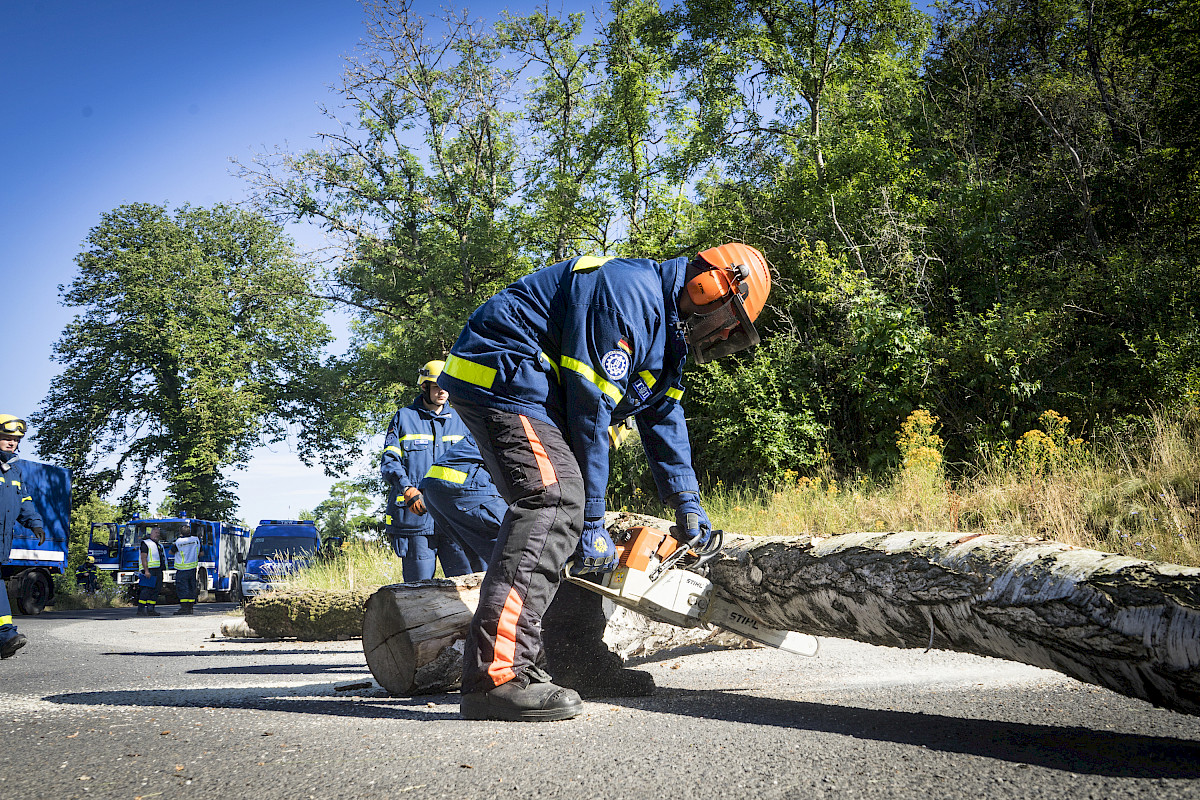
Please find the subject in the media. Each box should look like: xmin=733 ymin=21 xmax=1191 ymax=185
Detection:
xmin=565 ymin=526 xmax=818 ymax=657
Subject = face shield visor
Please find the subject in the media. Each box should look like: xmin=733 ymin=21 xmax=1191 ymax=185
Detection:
xmin=682 ymin=291 xmax=761 ymax=364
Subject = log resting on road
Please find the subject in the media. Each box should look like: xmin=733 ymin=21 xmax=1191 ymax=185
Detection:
xmin=362 ymin=572 xmax=754 ymax=696
xmin=707 ymin=524 xmax=1200 ymax=715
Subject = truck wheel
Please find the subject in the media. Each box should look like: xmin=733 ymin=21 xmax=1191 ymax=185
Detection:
xmin=196 ymin=570 xmax=211 ymax=603
xmin=17 ymin=571 xmax=51 ymax=615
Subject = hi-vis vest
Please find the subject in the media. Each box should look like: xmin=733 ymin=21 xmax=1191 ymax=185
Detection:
xmin=174 ymin=536 xmax=200 ymax=570
xmin=143 ymin=539 xmax=161 ymax=569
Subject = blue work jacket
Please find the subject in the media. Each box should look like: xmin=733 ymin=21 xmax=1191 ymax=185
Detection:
xmin=439 ymin=255 xmax=701 ymax=521
xmin=381 ymin=396 xmax=469 ymax=535
xmin=419 ymin=436 xmax=500 ymax=499
xmin=0 ymin=454 xmax=44 ymax=562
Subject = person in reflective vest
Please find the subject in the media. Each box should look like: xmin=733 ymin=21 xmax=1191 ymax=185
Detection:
xmin=138 ymin=526 xmax=166 ymax=616
xmin=418 ymin=435 xmax=506 ymax=574
xmin=381 ymin=360 xmax=474 ymax=581
xmin=439 ymin=245 xmax=771 ymax=721
xmin=173 ymin=524 xmax=201 ymax=615
xmin=0 ymin=414 xmax=46 ymax=659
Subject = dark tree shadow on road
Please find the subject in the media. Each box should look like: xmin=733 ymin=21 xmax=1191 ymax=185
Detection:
xmin=42 ymin=685 xmax=463 ymax=722
xmin=42 ymin=682 xmax=1200 ymax=779
xmin=613 ymin=688 xmax=1200 ymax=779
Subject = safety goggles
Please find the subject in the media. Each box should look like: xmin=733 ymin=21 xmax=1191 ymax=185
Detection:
xmin=0 ymin=418 xmax=27 ymax=436
xmin=683 ymin=292 xmax=761 ymax=364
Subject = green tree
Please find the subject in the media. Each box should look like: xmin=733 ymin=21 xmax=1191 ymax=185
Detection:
xmin=309 ymin=480 xmax=379 ymax=542
xmin=33 ymin=203 xmax=332 ymax=521
xmin=239 ymin=0 xmax=525 ymax=408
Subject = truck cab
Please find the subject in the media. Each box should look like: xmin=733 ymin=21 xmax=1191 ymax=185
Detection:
xmin=232 ymin=520 xmax=321 ymax=604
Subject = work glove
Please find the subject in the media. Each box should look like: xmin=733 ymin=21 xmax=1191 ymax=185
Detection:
xmin=571 ymin=518 xmax=618 ymax=575
xmin=669 ymin=492 xmax=712 ymax=546
xmin=33 ymin=527 xmax=45 ymax=545
xmin=403 ymin=487 xmax=426 ymax=515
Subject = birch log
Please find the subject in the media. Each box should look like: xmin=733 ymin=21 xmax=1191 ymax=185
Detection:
xmin=710 ymin=527 xmax=1200 ymax=715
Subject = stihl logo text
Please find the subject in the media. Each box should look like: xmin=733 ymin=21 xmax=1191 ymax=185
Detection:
xmin=729 ymin=611 xmax=760 ymax=629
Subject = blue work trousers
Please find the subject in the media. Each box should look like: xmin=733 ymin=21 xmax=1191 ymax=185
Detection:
xmin=0 ymin=582 xmax=16 ymax=643
xmin=421 ymin=484 xmax=503 ymax=574
xmin=175 ymin=568 xmax=198 ymax=606
xmin=139 ymin=570 xmax=162 ymax=608
xmin=395 ymin=530 xmax=474 ymax=582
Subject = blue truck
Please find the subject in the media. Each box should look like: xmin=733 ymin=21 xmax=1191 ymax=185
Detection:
xmin=108 ymin=515 xmax=251 ymax=602
xmin=231 ymin=520 xmax=322 ymax=604
xmin=3 ymin=460 xmax=71 ymax=615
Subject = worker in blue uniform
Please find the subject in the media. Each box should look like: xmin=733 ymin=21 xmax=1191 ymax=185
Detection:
xmin=418 ymin=434 xmax=504 ymax=574
xmin=381 ymin=360 xmax=474 ymax=581
xmin=438 ymin=243 xmax=772 ymax=721
xmin=137 ymin=526 xmax=166 ymax=616
xmin=0 ymin=415 xmax=46 ymax=659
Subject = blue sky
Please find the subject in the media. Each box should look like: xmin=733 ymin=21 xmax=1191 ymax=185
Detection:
xmin=1 ymin=1 xmax=428 ymax=526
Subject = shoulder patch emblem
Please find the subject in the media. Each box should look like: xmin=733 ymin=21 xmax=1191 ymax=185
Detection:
xmin=601 ymin=350 xmax=631 ymax=381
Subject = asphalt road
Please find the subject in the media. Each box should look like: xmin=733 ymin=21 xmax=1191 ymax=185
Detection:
xmin=2 ymin=603 xmax=1200 ymax=800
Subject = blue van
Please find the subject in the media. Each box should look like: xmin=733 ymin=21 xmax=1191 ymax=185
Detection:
xmin=231 ymin=520 xmax=321 ymax=604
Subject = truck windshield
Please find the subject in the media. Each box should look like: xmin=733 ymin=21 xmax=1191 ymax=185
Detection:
xmin=248 ymin=537 xmax=318 ymax=558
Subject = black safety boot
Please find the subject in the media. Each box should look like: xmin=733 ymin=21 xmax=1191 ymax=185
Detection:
xmin=460 ymin=667 xmax=583 ymax=722
xmin=147 ymin=608 xmax=161 ymax=617
xmin=174 ymin=606 xmax=189 ymax=615
xmin=136 ymin=605 xmax=147 ymax=616
xmin=543 ymin=580 xmax=656 ymax=699
xmin=1 ymin=633 xmax=27 ymax=659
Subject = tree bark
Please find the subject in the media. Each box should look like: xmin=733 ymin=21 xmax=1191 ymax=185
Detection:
xmin=361 ymin=572 xmax=754 ymax=696
xmin=708 ymin=526 xmax=1200 ymax=715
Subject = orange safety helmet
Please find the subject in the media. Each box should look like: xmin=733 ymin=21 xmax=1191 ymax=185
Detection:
xmin=681 ymin=243 xmax=771 ymax=363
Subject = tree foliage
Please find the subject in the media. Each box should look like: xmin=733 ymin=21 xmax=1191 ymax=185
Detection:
xmin=241 ymin=0 xmax=1198 ymax=488
xmin=33 ymin=203 xmax=331 ymax=520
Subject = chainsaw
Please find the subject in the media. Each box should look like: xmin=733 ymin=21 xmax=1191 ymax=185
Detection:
xmin=564 ymin=519 xmax=819 ymax=657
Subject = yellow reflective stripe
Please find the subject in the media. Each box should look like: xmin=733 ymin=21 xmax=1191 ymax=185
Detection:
xmin=385 ymin=514 xmax=392 ymax=525
xmin=0 ymin=615 xmax=11 ymax=625
xmin=175 ymin=561 xmax=199 ymax=569
xmin=572 ymin=256 xmax=613 ymax=272
xmin=399 ymin=433 xmax=434 ymax=442
xmin=443 ymin=435 xmax=466 ymax=443
xmin=384 ymin=445 xmax=403 ymax=456
xmin=540 ymin=352 xmax=561 ymax=382
xmin=561 ymin=356 xmax=623 ymax=404
xmin=426 ymin=465 xmax=468 ymax=484
xmin=444 ymin=354 xmax=497 ymax=389
xmin=11 ymin=481 xmax=19 ymax=489
xmin=666 ymin=387 xmax=684 ymax=401
xmin=21 ymin=496 xmax=31 ymax=503
xmin=638 ymin=370 xmax=656 ymax=388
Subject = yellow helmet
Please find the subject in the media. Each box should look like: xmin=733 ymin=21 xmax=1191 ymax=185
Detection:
xmin=418 ymin=360 xmax=445 ymax=386
xmin=0 ymin=415 xmax=27 ymax=438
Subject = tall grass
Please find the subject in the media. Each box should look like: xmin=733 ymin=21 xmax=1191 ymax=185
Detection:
xmin=271 ymin=539 xmax=406 ymax=593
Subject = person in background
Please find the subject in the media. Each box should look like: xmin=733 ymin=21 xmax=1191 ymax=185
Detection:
xmin=0 ymin=415 xmax=46 ymax=659
xmin=438 ymin=244 xmax=771 ymax=721
xmin=381 ymin=360 xmax=474 ymax=581
xmin=138 ymin=526 xmax=166 ymax=616
xmin=418 ymin=434 xmax=504 ymax=575
xmin=173 ymin=523 xmax=201 ymax=615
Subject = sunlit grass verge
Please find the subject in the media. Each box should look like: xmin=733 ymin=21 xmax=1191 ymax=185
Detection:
xmin=268 ymin=539 xmax=405 ymax=594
